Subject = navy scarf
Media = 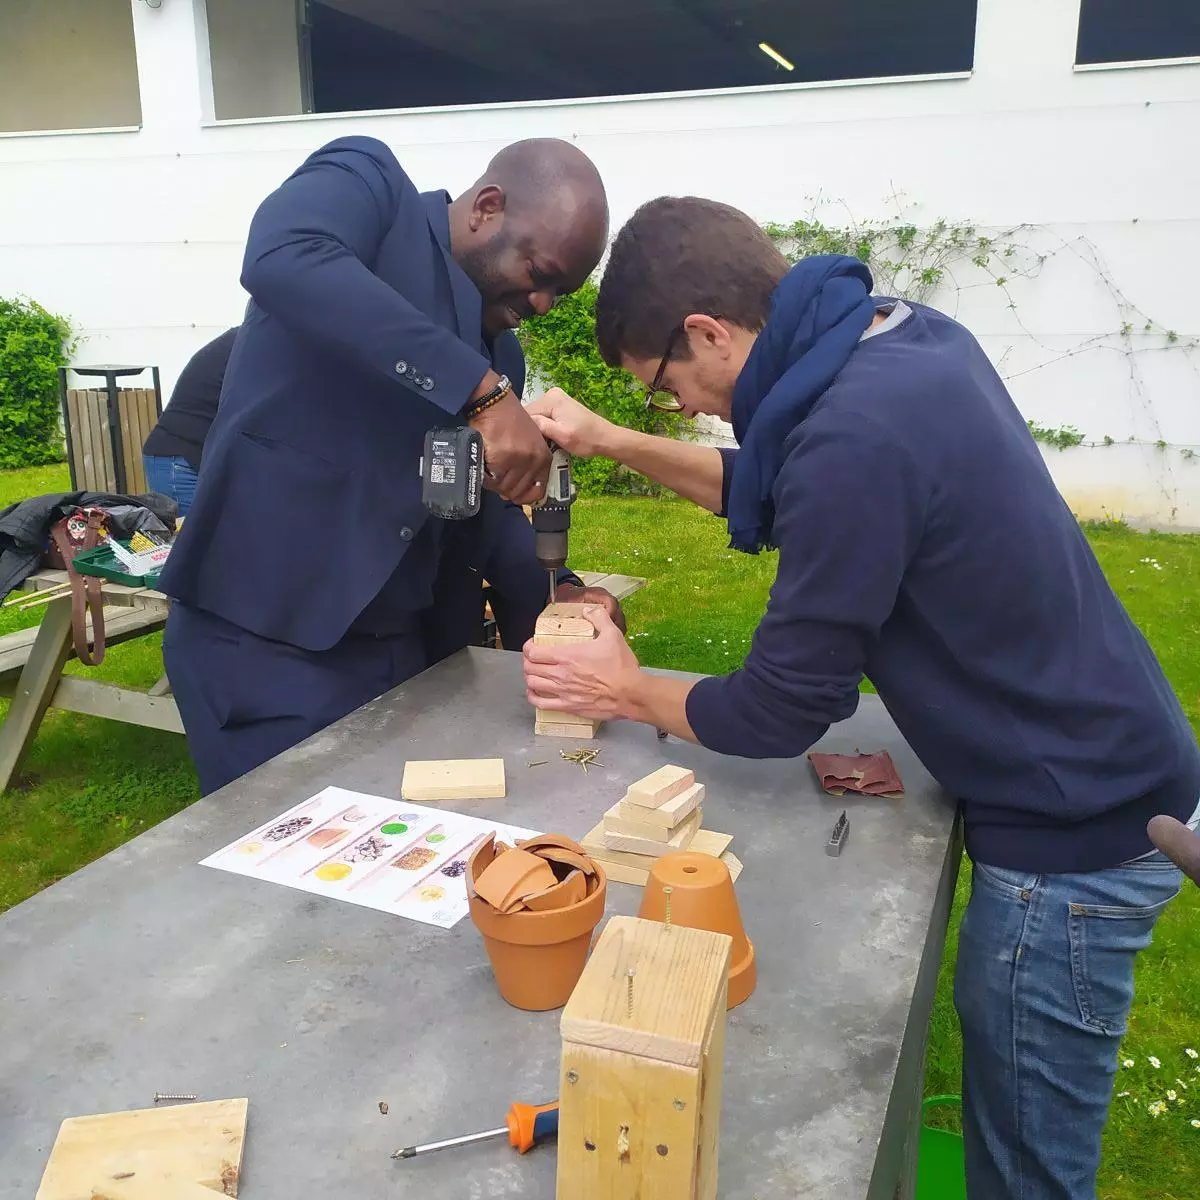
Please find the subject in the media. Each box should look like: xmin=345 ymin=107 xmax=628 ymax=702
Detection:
xmin=727 ymin=255 xmax=876 ymax=553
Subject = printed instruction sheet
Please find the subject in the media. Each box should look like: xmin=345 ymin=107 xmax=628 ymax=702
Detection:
xmin=201 ymin=786 xmax=537 ymax=928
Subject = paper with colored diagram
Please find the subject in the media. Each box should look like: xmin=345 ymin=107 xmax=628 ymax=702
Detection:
xmin=200 ymin=785 xmax=537 ymax=928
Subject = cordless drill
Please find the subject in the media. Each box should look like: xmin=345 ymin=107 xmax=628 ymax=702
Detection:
xmin=420 ymin=429 xmax=576 ymax=602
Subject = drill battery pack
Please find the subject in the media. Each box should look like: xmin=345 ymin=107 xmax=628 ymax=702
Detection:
xmin=420 ymin=426 xmax=484 ymax=520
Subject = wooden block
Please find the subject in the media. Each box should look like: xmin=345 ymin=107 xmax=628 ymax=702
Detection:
xmin=558 ymin=916 xmax=730 ymax=1198
xmin=586 ymin=847 xmax=743 ymax=888
xmin=535 ymin=711 xmax=601 ymax=739
xmin=36 ymin=1097 xmax=248 ymax=1199
xmin=602 ymin=802 xmax=670 ymax=841
xmin=533 ymin=603 xmax=600 ymax=740
xmin=582 ymin=822 xmax=734 ymax=881
xmin=618 ymin=782 xmax=704 ymax=832
xmin=401 ymin=758 xmax=505 ymax=801
xmin=624 ymin=765 xmax=695 ymax=810
xmin=603 ymin=810 xmax=702 ymax=857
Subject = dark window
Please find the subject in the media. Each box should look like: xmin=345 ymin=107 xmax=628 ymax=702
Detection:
xmin=304 ymin=0 xmax=977 ymax=114
xmin=1077 ymin=0 xmax=1200 ymax=65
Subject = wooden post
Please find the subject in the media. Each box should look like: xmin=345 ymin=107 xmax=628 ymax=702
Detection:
xmin=533 ymin=602 xmax=600 ymax=738
xmin=557 ymin=916 xmax=731 ymax=1199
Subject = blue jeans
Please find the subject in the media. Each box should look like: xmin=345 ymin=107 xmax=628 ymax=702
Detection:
xmin=955 ymin=806 xmax=1199 ymax=1199
xmin=142 ymin=453 xmax=198 ymax=516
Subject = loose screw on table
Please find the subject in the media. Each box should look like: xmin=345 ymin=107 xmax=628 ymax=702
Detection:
xmin=153 ymin=1092 xmax=197 ymax=1104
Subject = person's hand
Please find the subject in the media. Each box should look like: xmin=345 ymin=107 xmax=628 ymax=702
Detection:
xmin=524 ymin=606 xmax=640 ymax=721
xmin=1148 ymin=815 xmax=1200 ymax=885
xmin=525 ymin=388 xmax=618 ymax=459
xmin=554 ymin=584 xmax=627 ymax=634
xmin=470 ymin=384 xmax=551 ymax=506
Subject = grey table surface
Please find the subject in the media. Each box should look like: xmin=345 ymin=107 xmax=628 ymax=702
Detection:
xmin=0 ymin=648 xmax=959 ymax=1199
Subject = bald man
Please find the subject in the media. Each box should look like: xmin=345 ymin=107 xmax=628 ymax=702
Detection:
xmin=159 ymin=136 xmax=614 ymax=795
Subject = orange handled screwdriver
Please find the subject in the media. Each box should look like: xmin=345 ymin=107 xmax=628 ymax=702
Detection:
xmin=392 ymin=1100 xmax=559 ymax=1160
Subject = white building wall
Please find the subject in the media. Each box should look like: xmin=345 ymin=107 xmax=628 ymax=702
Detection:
xmin=0 ymin=0 xmax=1197 ymax=526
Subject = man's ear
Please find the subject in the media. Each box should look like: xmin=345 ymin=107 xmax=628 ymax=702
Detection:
xmin=470 ymin=184 xmax=507 ymax=232
xmin=682 ymin=313 xmax=735 ymax=356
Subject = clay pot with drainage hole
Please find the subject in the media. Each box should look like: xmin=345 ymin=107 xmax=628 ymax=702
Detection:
xmin=469 ymin=834 xmax=608 ymax=1011
xmin=638 ymin=852 xmax=756 ymax=1008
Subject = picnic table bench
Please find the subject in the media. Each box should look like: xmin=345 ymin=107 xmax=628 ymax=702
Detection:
xmin=0 ymin=570 xmax=646 ymax=793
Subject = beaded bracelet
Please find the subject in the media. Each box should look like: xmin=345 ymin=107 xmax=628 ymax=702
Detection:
xmin=463 ymin=374 xmax=512 ymax=421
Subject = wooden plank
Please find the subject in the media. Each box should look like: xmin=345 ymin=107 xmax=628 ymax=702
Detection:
xmin=94 ymin=1176 xmax=223 ymax=1200
xmin=401 ymin=758 xmax=506 ymax=801
xmin=92 ymin=389 xmax=117 ymax=492
xmin=581 ymin=823 xmax=734 ymax=878
xmin=65 ymin=389 xmax=85 ymax=490
xmin=624 ymin=765 xmax=695 ymax=810
xmin=603 ymin=810 xmax=702 ymax=856
xmin=586 ymin=848 xmax=743 ymax=888
xmin=618 ymin=782 xmax=705 ymax=832
xmin=118 ymin=389 xmax=147 ymax=495
xmin=35 ymin=1097 xmax=248 ymax=1199
xmin=561 ymin=916 xmax=731 ymax=1068
xmin=533 ymin=603 xmax=600 ymax=739
xmin=0 ymin=604 xmax=167 ymax=686
xmin=557 ymin=1043 xmax=703 ymax=1199
xmin=48 ymin=677 xmax=184 ymax=734
xmin=575 ymin=572 xmax=647 ymax=602
xmin=67 ymin=390 xmax=95 ymax=491
xmin=0 ymin=597 xmax=75 ymax=793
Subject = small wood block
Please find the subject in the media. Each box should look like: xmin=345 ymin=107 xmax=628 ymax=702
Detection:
xmin=36 ymin=1097 xmax=248 ymax=1200
xmin=401 ymin=758 xmax=506 ymax=801
xmin=602 ymin=810 xmax=702 ymax=856
xmin=624 ymin=765 xmax=695 ymax=809
xmin=586 ymin=847 xmax=743 ymax=887
xmin=582 ymin=822 xmax=733 ymax=875
xmin=535 ymin=711 xmax=601 ymax=739
xmin=533 ymin=603 xmax=601 ymax=739
xmin=558 ymin=917 xmax=730 ymax=1198
xmin=618 ymin=782 xmax=704 ymax=832
xmin=602 ymin=802 xmax=671 ymax=841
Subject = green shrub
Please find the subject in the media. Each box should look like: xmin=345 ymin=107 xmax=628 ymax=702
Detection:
xmin=0 ymin=297 xmax=73 ymax=469
xmin=519 ymin=282 xmax=686 ymax=495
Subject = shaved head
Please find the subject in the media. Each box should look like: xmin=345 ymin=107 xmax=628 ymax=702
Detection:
xmin=450 ymin=139 xmax=609 ymax=338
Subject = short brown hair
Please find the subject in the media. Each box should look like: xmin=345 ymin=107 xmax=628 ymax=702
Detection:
xmin=595 ymin=196 xmax=788 ymax=365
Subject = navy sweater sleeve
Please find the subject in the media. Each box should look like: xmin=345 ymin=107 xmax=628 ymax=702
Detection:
xmin=240 ymin=136 xmax=491 ymax=415
xmin=685 ymin=413 xmax=929 ymax=757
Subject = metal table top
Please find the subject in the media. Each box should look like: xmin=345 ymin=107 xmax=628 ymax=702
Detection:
xmin=0 ymin=648 xmax=959 ymax=1198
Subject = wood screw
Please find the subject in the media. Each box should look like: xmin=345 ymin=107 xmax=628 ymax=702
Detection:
xmin=663 ymin=887 xmax=673 ymax=930
xmin=656 ymin=1144 xmax=669 ymax=1157
xmin=153 ymin=1092 xmax=197 ymax=1103
xmin=626 ymin=966 xmax=636 ymax=1016
xmin=567 ymin=1070 xmax=579 ymax=1084
xmin=673 ymin=1099 xmax=687 ymax=1111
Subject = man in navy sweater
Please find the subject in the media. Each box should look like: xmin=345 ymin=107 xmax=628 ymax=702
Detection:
xmin=523 ymin=198 xmax=1200 ymax=1199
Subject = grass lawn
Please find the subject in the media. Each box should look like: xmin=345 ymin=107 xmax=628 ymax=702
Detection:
xmin=3 ymin=466 xmax=1199 ymax=1196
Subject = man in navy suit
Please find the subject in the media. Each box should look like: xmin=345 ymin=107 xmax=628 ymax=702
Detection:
xmin=159 ymin=136 xmax=614 ymax=795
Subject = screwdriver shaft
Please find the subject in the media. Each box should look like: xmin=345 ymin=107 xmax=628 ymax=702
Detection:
xmin=393 ymin=1125 xmax=508 ymax=1159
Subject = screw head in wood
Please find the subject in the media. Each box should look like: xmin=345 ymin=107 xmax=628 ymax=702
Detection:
xmin=657 ymin=1144 xmax=669 ymax=1156
xmin=567 ymin=1070 xmax=579 ymax=1084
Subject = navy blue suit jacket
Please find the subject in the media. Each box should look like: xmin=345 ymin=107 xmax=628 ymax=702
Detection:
xmin=160 ymin=136 xmax=553 ymax=651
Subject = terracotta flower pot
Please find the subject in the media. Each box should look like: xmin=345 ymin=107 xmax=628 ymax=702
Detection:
xmin=638 ymin=852 xmax=756 ymax=1008
xmin=469 ymin=837 xmax=608 ymax=1011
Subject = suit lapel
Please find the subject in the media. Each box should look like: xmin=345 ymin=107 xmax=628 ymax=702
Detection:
xmin=421 ymin=190 xmax=483 ymax=353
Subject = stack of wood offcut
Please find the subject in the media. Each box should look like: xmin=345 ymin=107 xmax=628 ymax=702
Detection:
xmin=582 ymin=765 xmax=741 ymax=886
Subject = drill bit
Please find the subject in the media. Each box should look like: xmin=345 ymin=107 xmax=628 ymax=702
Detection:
xmin=548 ymin=568 xmax=557 ymax=605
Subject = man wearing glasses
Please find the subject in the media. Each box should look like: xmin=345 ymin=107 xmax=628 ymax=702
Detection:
xmin=523 ymin=196 xmax=1200 ymax=1200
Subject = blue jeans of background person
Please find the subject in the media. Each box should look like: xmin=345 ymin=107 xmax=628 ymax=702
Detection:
xmin=142 ymin=453 xmax=198 ymax=516
xmin=955 ymin=803 xmax=1199 ymax=1200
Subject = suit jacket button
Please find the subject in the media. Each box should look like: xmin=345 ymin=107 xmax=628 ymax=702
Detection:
xmin=399 ymin=526 xmax=414 ymax=541
xmin=395 ymin=360 xmax=408 ymax=375
xmin=421 ymin=377 xmax=434 ymax=391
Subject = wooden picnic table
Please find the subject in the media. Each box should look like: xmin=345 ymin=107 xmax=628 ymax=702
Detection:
xmin=0 ymin=569 xmax=646 ymax=793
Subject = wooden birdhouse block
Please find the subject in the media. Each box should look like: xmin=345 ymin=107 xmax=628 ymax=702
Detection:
xmin=557 ymin=916 xmax=731 ymax=1199
xmin=534 ymin=603 xmax=601 ymax=739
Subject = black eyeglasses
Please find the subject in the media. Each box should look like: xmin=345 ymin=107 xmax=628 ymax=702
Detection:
xmin=644 ymin=325 xmax=685 ymax=413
